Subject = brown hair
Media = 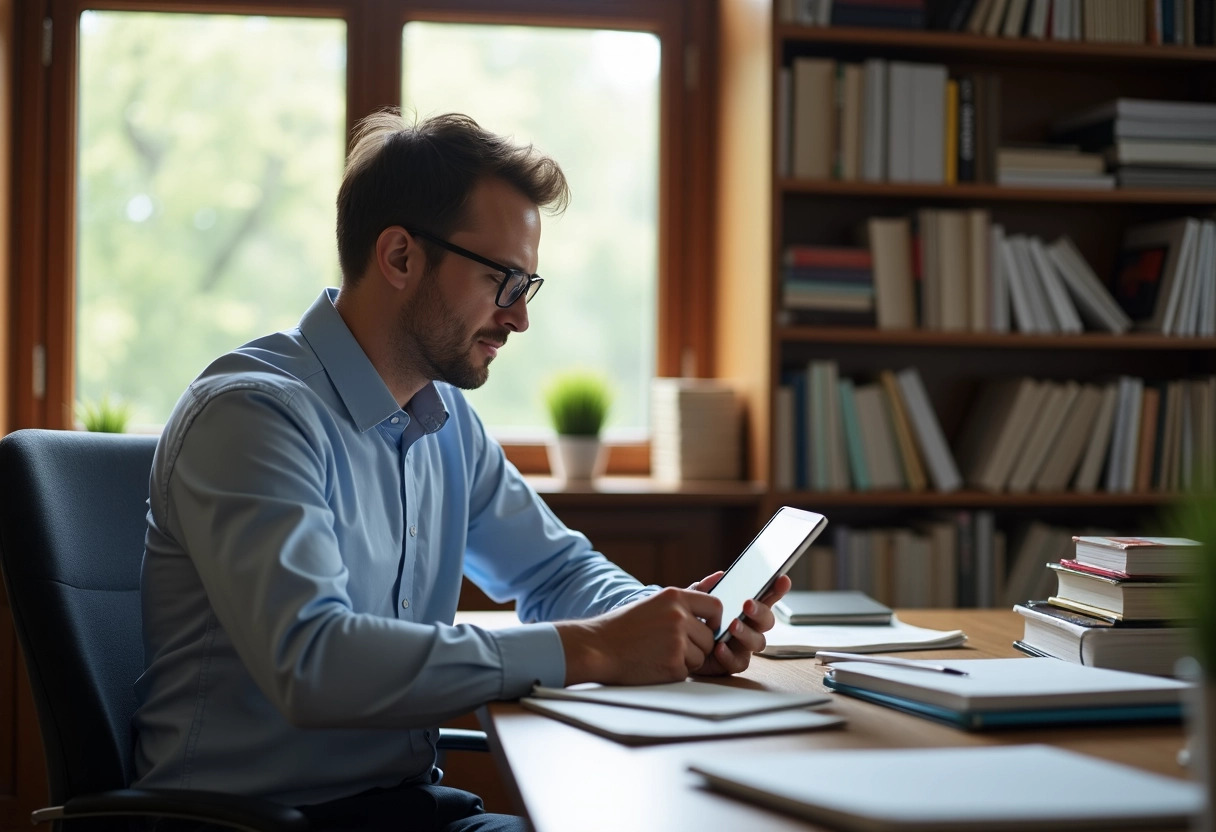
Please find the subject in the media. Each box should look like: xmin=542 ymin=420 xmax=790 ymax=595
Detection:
xmin=336 ymin=109 xmax=570 ymax=282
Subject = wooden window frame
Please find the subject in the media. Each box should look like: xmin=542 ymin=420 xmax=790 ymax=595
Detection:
xmin=8 ymin=0 xmax=717 ymax=475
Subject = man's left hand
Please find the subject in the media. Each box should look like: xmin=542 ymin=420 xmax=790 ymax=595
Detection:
xmin=686 ymin=571 xmax=791 ymax=676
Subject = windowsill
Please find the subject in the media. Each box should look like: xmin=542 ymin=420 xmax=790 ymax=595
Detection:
xmin=524 ymin=474 xmax=766 ymax=507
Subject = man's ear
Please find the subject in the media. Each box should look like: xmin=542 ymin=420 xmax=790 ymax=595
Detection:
xmin=374 ymin=226 xmax=421 ymax=290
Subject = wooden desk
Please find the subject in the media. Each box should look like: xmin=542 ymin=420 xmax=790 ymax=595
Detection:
xmin=465 ymin=609 xmax=1190 ymax=832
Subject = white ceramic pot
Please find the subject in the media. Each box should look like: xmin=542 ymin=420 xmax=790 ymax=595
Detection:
xmin=547 ymin=435 xmax=605 ymax=482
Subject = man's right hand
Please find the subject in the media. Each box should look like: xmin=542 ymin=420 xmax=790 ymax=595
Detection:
xmin=553 ymin=587 xmax=723 ymax=686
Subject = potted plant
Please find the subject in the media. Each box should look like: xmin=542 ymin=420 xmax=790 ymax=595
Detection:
xmin=543 ymin=371 xmax=612 ymax=481
xmin=76 ymin=395 xmax=133 ymax=433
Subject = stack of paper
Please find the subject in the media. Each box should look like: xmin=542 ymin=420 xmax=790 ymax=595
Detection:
xmin=650 ymin=379 xmax=741 ymax=482
xmin=522 ymin=680 xmax=842 ymax=745
xmin=761 ymin=615 xmax=966 ymax=658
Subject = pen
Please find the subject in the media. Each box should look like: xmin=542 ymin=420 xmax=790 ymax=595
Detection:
xmin=815 ymin=651 xmax=970 ymax=677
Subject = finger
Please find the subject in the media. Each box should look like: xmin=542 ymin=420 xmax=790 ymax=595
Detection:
xmin=713 ymin=637 xmax=751 ymax=674
xmin=688 ymin=570 xmax=724 ymax=592
xmin=741 ymin=597 xmax=776 ymax=633
xmin=758 ymin=574 xmax=792 ymax=606
xmin=680 ymin=588 xmax=725 ymax=635
xmin=684 ymin=635 xmax=711 ymax=673
xmin=725 ymin=616 xmax=767 ymax=655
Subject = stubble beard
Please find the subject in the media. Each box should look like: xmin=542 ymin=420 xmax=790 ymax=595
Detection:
xmin=397 ymin=275 xmax=509 ymax=391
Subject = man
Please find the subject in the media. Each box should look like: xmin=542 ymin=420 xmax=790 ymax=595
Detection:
xmin=133 ymin=110 xmax=788 ymax=831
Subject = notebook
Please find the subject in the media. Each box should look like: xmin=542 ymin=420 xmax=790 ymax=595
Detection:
xmin=823 ymin=657 xmax=1189 ymax=729
xmin=689 ymin=744 xmax=1202 ymax=831
xmin=774 ymin=590 xmax=893 ymax=625
xmin=520 ymin=697 xmax=843 ymax=745
xmin=529 ymin=679 xmax=830 ymax=720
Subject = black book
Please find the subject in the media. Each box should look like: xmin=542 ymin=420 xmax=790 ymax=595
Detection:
xmin=956 ymin=75 xmax=976 ymax=182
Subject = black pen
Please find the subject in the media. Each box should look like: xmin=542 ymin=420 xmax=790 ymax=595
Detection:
xmin=815 ymin=651 xmax=970 ymax=677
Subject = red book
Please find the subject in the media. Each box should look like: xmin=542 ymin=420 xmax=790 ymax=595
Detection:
xmin=783 ymin=246 xmax=872 ymax=270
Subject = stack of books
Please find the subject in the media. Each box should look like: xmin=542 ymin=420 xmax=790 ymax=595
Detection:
xmin=1013 ymin=535 xmax=1200 ymax=676
xmin=995 ymin=145 xmax=1113 ymax=189
xmin=780 ymin=245 xmax=875 ymax=325
xmin=1053 ymin=98 xmax=1216 ymax=191
xmin=649 ymin=378 xmax=741 ymax=482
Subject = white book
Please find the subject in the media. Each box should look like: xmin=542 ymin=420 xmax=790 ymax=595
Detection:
xmin=895 ymin=368 xmax=962 ymax=493
xmin=909 ymin=63 xmax=947 ymax=184
xmin=1199 ymin=221 xmax=1216 ymax=336
xmin=1073 ymin=381 xmax=1120 ymax=493
xmin=1000 ymin=236 xmax=1044 ymax=333
xmin=1046 ymin=236 xmax=1132 ymax=334
xmin=691 ymin=745 xmax=1202 ymax=832
xmin=989 ymin=224 xmax=1009 ymax=332
xmin=1028 ymin=236 xmax=1083 ymax=334
xmin=1034 ymin=384 xmax=1105 ymax=492
xmin=886 ymin=62 xmax=916 ymax=182
xmin=854 ymin=383 xmax=904 ymax=490
xmin=1001 ymin=0 xmax=1030 ymax=35
xmin=1010 ymin=235 xmax=1059 ymax=331
xmin=1124 ymin=218 xmax=1200 ymax=334
xmin=1007 ymin=381 xmax=1081 ymax=493
xmin=861 ymin=58 xmax=888 ymax=182
xmin=1105 ymin=375 xmax=1144 ymax=494
xmin=1174 ymin=226 xmax=1205 ymax=337
xmin=1026 ymin=0 xmax=1051 ymax=36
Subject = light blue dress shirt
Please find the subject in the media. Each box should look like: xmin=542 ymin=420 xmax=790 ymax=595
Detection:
xmin=133 ymin=288 xmax=652 ymax=805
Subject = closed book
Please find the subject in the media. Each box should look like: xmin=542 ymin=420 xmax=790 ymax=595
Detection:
xmin=823 ymin=656 xmax=1189 ymax=729
xmin=792 ymin=58 xmax=837 ymax=180
xmin=691 ymin=745 xmax=1202 ymax=832
xmin=1072 ymin=535 xmax=1201 ymax=576
xmin=1048 ymin=561 xmax=1187 ymax=620
xmin=895 ymin=367 xmax=962 ymax=492
xmin=1015 ymin=601 xmax=1190 ymax=677
xmin=867 ymin=217 xmax=916 ymax=329
xmin=774 ymin=590 xmax=893 ymax=624
xmin=955 ymin=74 xmax=977 ymax=181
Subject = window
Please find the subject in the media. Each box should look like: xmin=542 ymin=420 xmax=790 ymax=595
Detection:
xmin=75 ymin=11 xmax=346 ymax=426
xmin=402 ymin=23 xmax=659 ymax=437
xmin=12 ymin=1 xmax=712 ymax=471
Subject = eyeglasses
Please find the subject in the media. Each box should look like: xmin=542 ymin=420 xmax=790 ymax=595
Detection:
xmin=407 ymin=228 xmax=543 ymax=309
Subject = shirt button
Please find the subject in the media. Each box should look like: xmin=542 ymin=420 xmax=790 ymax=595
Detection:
xmin=401 ymin=598 xmax=410 ymax=610
xmin=390 ymin=416 xmax=400 ymax=425
xmin=409 ymin=524 xmax=417 ymax=537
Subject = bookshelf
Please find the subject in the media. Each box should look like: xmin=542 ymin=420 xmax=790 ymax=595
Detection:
xmin=712 ymin=3 xmax=1216 ymax=602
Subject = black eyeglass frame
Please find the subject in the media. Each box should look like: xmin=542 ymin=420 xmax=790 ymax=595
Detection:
xmin=407 ymin=228 xmax=543 ymax=308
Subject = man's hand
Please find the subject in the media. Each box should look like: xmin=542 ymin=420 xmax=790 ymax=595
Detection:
xmin=688 ymin=571 xmax=792 ymax=676
xmin=554 ymin=587 xmax=723 ymax=686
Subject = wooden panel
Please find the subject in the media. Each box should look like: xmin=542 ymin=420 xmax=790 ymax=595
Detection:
xmin=0 ymin=0 xmax=10 ymax=436
xmin=713 ymin=0 xmax=773 ymax=483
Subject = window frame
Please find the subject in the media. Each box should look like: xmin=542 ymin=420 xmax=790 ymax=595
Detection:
xmin=9 ymin=0 xmax=717 ymax=475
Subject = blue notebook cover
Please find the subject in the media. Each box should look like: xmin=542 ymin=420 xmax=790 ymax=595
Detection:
xmin=824 ymin=677 xmax=1183 ymax=730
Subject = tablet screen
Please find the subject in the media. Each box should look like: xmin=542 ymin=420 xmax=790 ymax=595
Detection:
xmin=708 ymin=507 xmax=827 ymax=641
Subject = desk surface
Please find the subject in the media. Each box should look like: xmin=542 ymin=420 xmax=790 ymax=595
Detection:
xmin=462 ymin=609 xmax=1190 ymax=832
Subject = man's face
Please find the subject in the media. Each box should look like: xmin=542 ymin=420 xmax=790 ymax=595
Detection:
xmin=397 ymin=177 xmax=540 ymax=389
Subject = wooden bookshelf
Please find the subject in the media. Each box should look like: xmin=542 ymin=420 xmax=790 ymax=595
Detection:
xmin=713 ymin=2 xmax=1216 ymax=604
xmin=780 ymin=178 xmax=1216 ymax=204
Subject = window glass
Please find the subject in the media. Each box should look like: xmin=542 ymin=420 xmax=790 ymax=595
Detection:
xmin=76 ymin=11 xmax=346 ymax=426
xmin=402 ymin=22 xmax=660 ymax=435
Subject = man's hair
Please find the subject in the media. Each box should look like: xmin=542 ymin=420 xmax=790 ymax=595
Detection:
xmin=336 ymin=109 xmax=570 ymax=282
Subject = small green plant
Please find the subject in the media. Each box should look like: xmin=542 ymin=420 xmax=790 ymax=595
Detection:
xmin=544 ymin=371 xmax=612 ymax=437
xmin=1171 ymin=493 xmax=1216 ymax=676
xmin=76 ymin=395 xmax=133 ymax=433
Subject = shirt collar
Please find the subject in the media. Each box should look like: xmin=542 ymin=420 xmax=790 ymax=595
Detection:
xmin=299 ymin=288 xmax=448 ymax=435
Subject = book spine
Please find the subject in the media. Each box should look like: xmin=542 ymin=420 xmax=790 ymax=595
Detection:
xmin=956 ymin=75 xmax=976 ymax=183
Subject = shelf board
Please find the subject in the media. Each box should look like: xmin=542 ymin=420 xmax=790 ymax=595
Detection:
xmin=774 ymin=490 xmax=1181 ymax=508
xmin=777 ymin=326 xmax=1216 ymax=349
xmin=778 ymin=178 xmax=1216 ymax=204
xmin=775 ymin=23 xmax=1216 ymax=65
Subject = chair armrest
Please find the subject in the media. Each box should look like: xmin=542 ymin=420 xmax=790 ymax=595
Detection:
xmin=436 ymin=727 xmax=489 ymax=752
xmin=35 ymin=788 xmax=308 ymax=832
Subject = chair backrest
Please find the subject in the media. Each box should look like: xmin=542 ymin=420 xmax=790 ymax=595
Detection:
xmin=0 ymin=428 xmax=159 ymax=803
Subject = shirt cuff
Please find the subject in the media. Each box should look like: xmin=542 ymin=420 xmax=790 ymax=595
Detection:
xmin=492 ymin=623 xmax=566 ymax=697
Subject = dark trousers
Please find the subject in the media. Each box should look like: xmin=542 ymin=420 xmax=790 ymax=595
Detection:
xmin=298 ymin=783 xmax=526 ymax=832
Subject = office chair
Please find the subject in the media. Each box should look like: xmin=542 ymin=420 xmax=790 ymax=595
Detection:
xmin=0 ymin=429 xmax=487 ymax=832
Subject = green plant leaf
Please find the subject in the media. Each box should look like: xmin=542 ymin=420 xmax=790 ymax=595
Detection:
xmin=543 ymin=371 xmax=612 ymax=436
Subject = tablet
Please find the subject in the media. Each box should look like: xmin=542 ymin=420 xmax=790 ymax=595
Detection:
xmin=709 ymin=506 xmax=828 ymax=642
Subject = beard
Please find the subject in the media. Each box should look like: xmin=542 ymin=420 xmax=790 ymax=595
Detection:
xmin=396 ymin=272 xmax=510 ymax=390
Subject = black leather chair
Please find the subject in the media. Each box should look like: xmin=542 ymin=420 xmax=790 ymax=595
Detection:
xmin=0 ymin=429 xmax=485 ymax=832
